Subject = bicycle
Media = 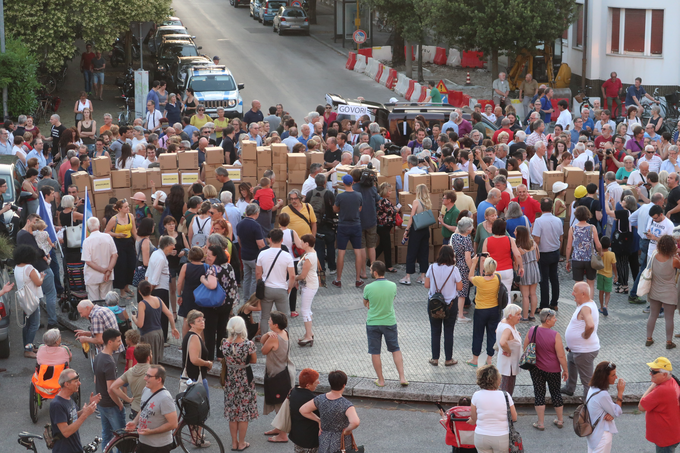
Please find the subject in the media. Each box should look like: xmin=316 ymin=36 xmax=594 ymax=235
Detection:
xmin=641 ymin=88 xmax=668 ymax=119
xmin=18 ymin=432 xmax=101 ymax=452
xmin=117 ymin=86 xmax=134 ymax=127
xmin=102 ymin=393 xmax=225 ymax=453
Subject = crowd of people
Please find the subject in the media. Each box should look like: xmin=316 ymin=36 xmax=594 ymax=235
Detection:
xmin=5 ymin=69 xmax=680 ymax=452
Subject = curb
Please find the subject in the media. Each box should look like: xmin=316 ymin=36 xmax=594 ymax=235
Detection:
xmin=57 ymin=312 xmax=648 ymax=404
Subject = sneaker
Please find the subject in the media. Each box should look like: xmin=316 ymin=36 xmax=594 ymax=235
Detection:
xmin=24 ymin=350 xmax=37 ymax=358
xmin=659 ymin=308 xmax=665 ymax=318
xmin=95 ymin=409 xmax=101 ymax=419
xmin=290 ymin=311 xmax=299 ymax=318
xmin=560 ymin=387 xmax=574 ymax=396
xmin=355 ymin=280 xmax=365 ymax=288
xmin=329 ymin=269 xmax=337 ymax=275
xmin=629 ymin=295 xmax=646 ymax=304
xmin=643 ymin=305 xmax=651 ymax=314
xmin=457 ymin=317 xmax=471 ymax=323
xmin=331 ymin=280 xmax=342 ymax=288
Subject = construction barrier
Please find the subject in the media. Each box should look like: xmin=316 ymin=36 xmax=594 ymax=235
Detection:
xmin=407 ymin=82 xmax=422 ymax=102
xmin=394 ymin=74 xmax=411 ymax=97
xmin=345 ymin=52 xmax=357 ymax=70
xmin=385 ymin=68 xmax=398 ymax=90
xmin=478 ymin=99 xmax=495 ymax=111
xmin=433 ymin=47 xmax=447 ymax=65
xmin=372 ymin=46 xmax=392 ymax=62
xmin=448 ymin=90 xmax=463 ymax=107
xmin=374 ymin=63 xmax=384 ymax=83
xmin=461 ymin=51 xmax=485 ymax=68
xmin=550 ymin=98 xmax=570 ymax=122
xmin=446 ymin=49 xmax=461 ymax=67
xmin=353 ymin=54 xmax=368 ymax=74
xmin=405 ymin=80 xmax=417 ymax=100
xmin=376 ymin=64 xmax=386 ymax=84
xmin=364 ymin=57 xmax=380 ymax=80
xmin=417 ymin=84 xmax=428 ymax=102
xmin=421 ymin=46 xmax=436 ymax=64
xmin=358 ymin=48 xmax=372 ymax=59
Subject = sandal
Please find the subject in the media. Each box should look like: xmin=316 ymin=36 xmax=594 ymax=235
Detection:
xmin=466 ymin=361 xmax=478 ymax=367
xmin=445 ymin=360 xmax=457 ymax=366
xmin=386 ymin=268 xmax=398 ymax=273
xmin=553 ymin=419 xmax=564 ymax=429
xmin=429 ymin=359 xmax=439 ymax=366
xmin=667 ymin=341 xmax=677 ymax=350
xmin=532 ymin=422 xmax=545 ymax=431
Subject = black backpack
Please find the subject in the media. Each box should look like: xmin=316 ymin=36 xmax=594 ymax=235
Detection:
xmin=428 ymin=266 xmax=455 ymax=319
xmin=176 ymin=382 xmax=210 ymax=425
xmin=496 ymin=274 xmax=509 ymax=316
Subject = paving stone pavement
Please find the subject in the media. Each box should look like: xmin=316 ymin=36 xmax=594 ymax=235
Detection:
xmin=57 ymin=250 xmax=672 ymax=400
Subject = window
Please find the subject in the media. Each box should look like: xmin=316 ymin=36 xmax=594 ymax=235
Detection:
xmin=575 ymin=4 xmax=584 ymax=47
xmin=609 ymin=8 xmax=664 ymax=56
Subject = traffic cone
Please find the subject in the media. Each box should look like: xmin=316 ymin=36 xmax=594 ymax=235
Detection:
xmin=465 ymin=71 xmax=471 ymax=86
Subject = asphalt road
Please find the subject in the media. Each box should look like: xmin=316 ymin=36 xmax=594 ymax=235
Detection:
xmin=169 ymin=0 xmax=400 ymax=121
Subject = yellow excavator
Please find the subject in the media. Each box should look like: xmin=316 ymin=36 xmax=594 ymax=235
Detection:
xmin=509 ymin=41 xmax=571 ymax=90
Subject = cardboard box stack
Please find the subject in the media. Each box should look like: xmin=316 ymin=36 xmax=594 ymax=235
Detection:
xmin=241 ymin=140 xmax=257 ymax=185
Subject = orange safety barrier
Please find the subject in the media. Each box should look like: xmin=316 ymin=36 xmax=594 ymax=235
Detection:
xmin=461 ymin=51 xmax=484 ymax=68
xmin=375 ymin=64 xmax=384 ymax=83
xmin=345 ymin=52 xmax=357 ymax=70
xmin=358 ymin=48 xmax=372 ymax=58
xmin=461 ymin=94 xmax=472 ymax=108
xmin=449 ymin=90 xmax=464 ymax=107
xmin=433 ymin=47 xmax=447 ymax=65
xmin=417 ymin=85 xmax=428 ymax=103
xmin=478 ymin=99 xmax=495 ymax=111
xmin=405 ymin=79 xmax=416 ymax=100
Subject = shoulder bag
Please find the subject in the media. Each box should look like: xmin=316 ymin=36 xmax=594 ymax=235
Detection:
xmin=263 ymin=330 xmax=293 ymax=405
xmin=317 ymin=258 xmax=326 ymax=288
xmin=271 ymin=388 xmax=294 ymax=433
xmin=504 ymin=392 xmax=524 ymax=452
xmin=288 ymin=204 xmax=313 ymax=230
xmin=256 ymin=249 xmax=282 ymax=300
xmin=637 ymin=249 xmax=657 ymax=296
xmin=64 ymin=210 xmax=82 ymax=249
xmin=338 ymin=433 xmax=365 ymax=453
xmin=132 ymin=238 xmax=149 ymax=286
xmin=428 ymin=265 xmax=455 ymax=319
xmin=589 ymin=226 xmax=605 ymax=271
xmin=194 ymin=264 xmax=227 ymax=308
xmin=496 ymin=274 xmax=509 ymax=316
xmin=15 ymin=266 xmax=40 ymax=327
xmin=412 ymin=209 xmax=436 ymax=231
xmin=518 ymin=326 xmax=538 ymax=370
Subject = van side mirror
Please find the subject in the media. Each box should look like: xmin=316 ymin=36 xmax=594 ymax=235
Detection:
xmin=238 ymin=83 xmax=245 ymax=90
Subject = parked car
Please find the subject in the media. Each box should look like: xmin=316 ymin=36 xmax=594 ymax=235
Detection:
xmin=151 ymin=25 xmax=190 ymax=55
xmin=257 ymin=0 xmax=288 ymax=24
xmin=183 ymin=66 xmax=245 ymax=118
xmin=230 ymin=0 xmax=249 ymax=7
xmin=250 ymin=0 xmax=263 ymax=21
xmin=162 ymin=16 xmax=184 ymax=27
xmin=154 ymin=38 xmax=201 ymax=81
xmin=272 ymin=6 xmax=309 ymax=35
xmin=168 ymin=55 xmax=214 ymax=92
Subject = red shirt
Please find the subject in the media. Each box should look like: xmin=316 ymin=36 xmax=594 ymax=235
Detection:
xmin=254 ymin=187 xmax=275 ymax=211
xmin=492 ymin=128 xmax=514 ymax=144
xmin=512 ymin=196 xmax=542 ymax=223
xmin=81 ymin=52 xmax=96 ymax=70
xmin=602 ymin=149 xmax=626 ymax=173
xmin=487 ymin=236 xmax=513 ymax=270
xmin=601 ymin=78 xmax=622 ymax=98
xmin=496 ymin=191 xmax=511 ymax=213
xmin=640 ymin=378 xmax=680 ymax=447
xmin=125 ymin=346 xmax=137 ymax=372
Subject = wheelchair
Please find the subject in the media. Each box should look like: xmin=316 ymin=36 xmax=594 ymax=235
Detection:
xmin=30 ymin=362 xmax=80 ymax=424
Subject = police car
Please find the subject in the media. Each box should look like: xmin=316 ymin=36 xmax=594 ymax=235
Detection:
xmin=184 ymin=65 xmax=245 ymax=118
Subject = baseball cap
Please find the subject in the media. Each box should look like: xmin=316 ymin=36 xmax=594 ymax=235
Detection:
xmin=342 ymin=174 xmax=354 ymax=186
xmin=151 ymin=190 xmax=167 ymax=203
xmin=647 ymin=357 xmax=672 ymax=371
xmin=574 ymin=185 xmax=587 ymax=199
xmin=213 ymin=55 xmax=220 ymax=60
xmin=552 ymin=181 xmax=568 ymax=194
xmin=131 ymin=192 xmax=146 ymax=202
xmin=389 ymin=97 xmax=398 ymax=104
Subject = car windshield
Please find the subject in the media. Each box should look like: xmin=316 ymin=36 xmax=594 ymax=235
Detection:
xmin=163 ymin=20 xmax=182 ymax=26
xmin=284 ymin=9 xmax=305 ymax=17
xmin=162 ymin=44 xmax=198 ymax=59
xmin=189 ymin=75 xmax=236 ymax=92
xmin=0 ymin=171 xmax=13 ymax=203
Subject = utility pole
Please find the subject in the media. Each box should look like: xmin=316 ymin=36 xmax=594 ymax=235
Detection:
xmin=581 ymin=0 xmax=588 ymax=94
xmin=0 ymin=0 xmax=8 ymax=120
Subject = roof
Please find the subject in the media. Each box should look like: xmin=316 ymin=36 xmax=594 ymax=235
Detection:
xmin=190 ymin=65 xmax=234 ymax=76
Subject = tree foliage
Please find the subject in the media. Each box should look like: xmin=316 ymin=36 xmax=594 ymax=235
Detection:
xmin=0 ymin=37 xmax=41 ymax=118
xmin=3 ymin=0 xmax=172 ymax=72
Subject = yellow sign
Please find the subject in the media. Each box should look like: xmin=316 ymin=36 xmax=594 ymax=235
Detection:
xmin=436 ymin=79 xmax=448 ymax=95
xmin=181 ymin=172 xmax=199 ymax=185
xmin=227 ymin=168 xmax=242 ymax=181
xmin=451 ymin=175 xmax=469 ymax=190
xmin=93 ymin=178 xmax=112 ymax=192
xmin=161 ymin=173 xmax=179 ymax=186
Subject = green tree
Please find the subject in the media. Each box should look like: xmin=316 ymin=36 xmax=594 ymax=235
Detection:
xmin=0 ymin=37 xmax=41 ymax=118
xmin=3 ymin=0 xmax=171 ymax=72
xmin=432 ymin=0 xmax=577 ymax=77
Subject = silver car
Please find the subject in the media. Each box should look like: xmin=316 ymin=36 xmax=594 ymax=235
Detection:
xmin=272 ymin=6 xmax=309 ymax=36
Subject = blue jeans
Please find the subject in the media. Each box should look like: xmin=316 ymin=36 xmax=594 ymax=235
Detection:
xmin=429 ymin=305 xmax=457 ymax=360
xmin=472 ymin=307 xmax=499 ymax=357
xmin=49 ymin=249 xmax=63 ymax=294
xmin=99 ymin=404 xmax=126 ymax=452
xmin=630 ymin=237 xmax=649 ymax=298
xmin=22 ymin=309 xmax=40 ymax=349
xmin=656 ymin=443 xmax=679 ymax=453
xmin=242 ymin=259 xmax=257 ymax=300
xmin=42 ymin=267 xmax=58 ymax=326
xmin=93 ymin=72 xmax=105 ymax=85
xmin=83 ymin=70 xmax=93 ymax=93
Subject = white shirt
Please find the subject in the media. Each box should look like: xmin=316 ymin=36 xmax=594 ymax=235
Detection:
xmin=256 ymin=247 xmax=294 ymax=290
xmin=131 ymin=137 xmax=147 ymax=150
xmin=131 ymin=155 xmax=146 ymax=169
xmin=555 ymin=109 xmax=573 ymax=130
xmin=426 ymin=264 xmax=461 ymax=303
xmin=282 ymin=136 xmax=299 ymax=152
xmin=565 ymin=300 xmax=600 ymax=353
xmin=142 ymin=158 xmax=156 ymax=168
xmin=529 ymin=154 xmax=548 ymax=186
xmin=585 ymin=387 xmax=622 ymax=451
xmin=604 ymin=182 xmax=622 ymax=221
xmin=82 ymin=231 xmax=118 ymax=285
xmin=594 ymin=119 xmax=616 ymax=134
xmin=145 ymin=109 xmax=162 ymax=131
xmin=301 ymin=176 xmax=316 ymax=196
xmin=646 ymin=216 xmax=675 ymax=257
xmin=519 ymin=161 xmax=529 ymax=183
xmin=660 ymin=159 xmax=680 ymax=175
xmin=403 ymin=166 xmax=427 ymax=192
xmin=572 ymin=152 xmax=593 ymax=170
xmin=630 ymin=202 xmax=653 ymax=239
xmin=637 ymin=154 xmax=662 ymax=173
xmin=459 ymin=161 xmax=476 ymax=172
xmin=626 ymin=170 xmax=649 ymax=199
xmin=470 ymin=390 xmax=513 ymax=436
xmin=145 ymin=249 xmax=170 ymax=291
xmin=116 ymin=157 xmax=134 ymax=170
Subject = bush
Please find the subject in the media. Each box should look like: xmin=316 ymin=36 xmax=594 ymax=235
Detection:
xmin=0 ymin=36 xmax=40 ymax=119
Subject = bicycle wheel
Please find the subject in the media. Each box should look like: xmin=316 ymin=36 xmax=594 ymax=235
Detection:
xmin=39 ymin=75 xmax=57 ymax=94
xmin=176 ymin=422 xmax=225 ymax=453
xmin=103 ymin=433 xmax=139 ymax=453
xmin=29 ymin=384 xmax=39 ymax=423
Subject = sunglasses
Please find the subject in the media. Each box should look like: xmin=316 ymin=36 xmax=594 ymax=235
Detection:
xmin=198 ymin=109 xmax=205 ymax=112
xmin=67 ymin=374 xmax=80 ymax=383
xmin=650 ymin=368 xmax=661 ymax=375
xmin=607 ymin=361 xmax=615 ymax=369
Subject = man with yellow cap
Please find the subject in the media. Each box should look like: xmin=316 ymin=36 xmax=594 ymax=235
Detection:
xmin=639 ymin=357 xmax=680 ymax=452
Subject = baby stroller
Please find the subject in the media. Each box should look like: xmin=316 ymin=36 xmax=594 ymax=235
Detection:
xmin=58 ymin=250 xmax=88 ymax=321
xmin=440 ymin=402 xmax=477 ymax=453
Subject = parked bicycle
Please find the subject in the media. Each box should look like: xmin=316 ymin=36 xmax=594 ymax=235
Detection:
xmin=33 ymin=90 xmax=59 ymax=125
xmin=641 ymin=88 xmax=668 ymax=119
xmin=18 ymin=432 xmax=101 ymax=453
xmin=117 ymin=87 xmax=134 ymax=127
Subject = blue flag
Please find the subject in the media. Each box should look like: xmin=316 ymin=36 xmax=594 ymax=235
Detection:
xmin=81 ymin=187 xmax=94 ymax=249
xmin=38 ymin=192 xmax=58 ymax=243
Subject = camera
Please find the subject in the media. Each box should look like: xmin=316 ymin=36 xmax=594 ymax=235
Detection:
xmin=359 ymin=168 xmax=377 ymax=188
xmin=606 ymin=150 xmax=612 ymax=155
xmin=7 ymin=203 xmax=20 ymax=212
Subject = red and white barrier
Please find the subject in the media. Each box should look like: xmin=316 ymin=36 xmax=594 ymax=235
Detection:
xmin=394 ymin=74 xmax=411 ymax=97
xmin=358 ymin=48 xmax=372 ymax=59
xmin=407 ymin=82 xmax=422 ymax=101
xmin=421 ymin=46 xmax=436 ymax=64
xmin=417 ymin=84 xmax=428 ymax=102
xmin=405 ymin=80 xmax=417 ymax=100
xmin=353 ymin=54 xmax=368 ymax=74
xmin=345 ymin=52 xmax=357 ymax=70
xmin=364 ymin=57 xmax=380 ymax=80
xmin=385 ymin=68 xmax=398 ymax=90
xmin=446 ymin=49 xmax=461 ymax=67
xmin=372 ymin=46 xmax=392 ymax=62
xmin=433 ymin=47 xmax=447 ymax=65
xmin=375 ymin=64 xmax=384 ymax=83
xmin=378 ymin=65 xmax=390 ymax=86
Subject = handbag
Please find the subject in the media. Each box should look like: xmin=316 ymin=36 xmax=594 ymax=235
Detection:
xmin=337 ymin=433 xmax=365 ymax=453
xmin=132 ymin=238 xmax=149 ymax=286
xmin=256 ymin=249 xmax=282 ymax=300
xmin=519 ymin=326 xmax=538 ymax=370
xmin=428 ymin=265 xmax=455 ymax=319
xmin=637 ymin=250 xmax=657 ymax=296
xmin=588 ymin=226 xmax=604 ymax=271
xmin=504 ymin=392 xmax=524 ymax=452
xmin=194 ymin=264 xmax=227 ymax=308
xmin=412 ymin=209 xmax=436 ymax=231
xmin=64 ymin=211 xmax=82 ymax=249
xmin=15 ymin=266 xmax=41 ymax=327
xmin=263 ymin=331 xmax=292 ymax=406
xmin=271 ymin=388 xmax=293 ymax=433
xmin=177 ymin=216 xmax=188 ymax=234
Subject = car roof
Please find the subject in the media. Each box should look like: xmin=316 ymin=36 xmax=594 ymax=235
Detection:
xmin=157 ymin=25 xmax=187 ymax=32
xmin=176 ymin=56 xmax=212 ymax=63
xmin=189 ymin=65 xmax=233 ymax=76
xmin=162 ymin=34 xmax=193 ymax=41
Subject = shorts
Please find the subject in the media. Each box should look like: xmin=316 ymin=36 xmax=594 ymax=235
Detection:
xmin=336 ymin=225 xmax=362 ymax=250
xmin=361 ymin=226 xmax=377 ymax=249
xmin=572 ymin=260 xmax=597 ymax=281
xmin=93 ymin=72 xmax=104 ymax=84
xmin=366 ymin=324 xmax=400 ymax=355
xmin=596 ymin=274 xmax=613 ymax=292
xmin=169 ymin=267 xmax=180 ymax=279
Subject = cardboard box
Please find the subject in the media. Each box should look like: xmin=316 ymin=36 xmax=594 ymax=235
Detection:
xmin=242 ymin=161 xmax=257 ymax=177
xmin=379 ymin=155 xmax=402 ymax=177
xmin=205 ymin=177 xmax=219 ymax=188
xmin=271 ymin=143 xmax=288 ymax=163
xmin=429 ymin=193 xmax=441 ymax=209
xmin=202 ymin=163 xmax=221 ymax=180
xmin=91 ymin=176 xmax=112 ymax=192
xmin=257 ymin=167 xmax=269 ymax=179
xmin=429 ymin=172 xmax=449 ymax=193
xmin=205 ymin=147 xmax=224 ymax=165
xmin=223 ymin=165 xmax=242 ymax=182
xmin=95 ymin=208 xmax=107 ymax=222
xmin=428 ymin=245 xmax=435 ymax=263
xmin=542 ymin=171 xmax=564 ymax=192
xmin=408 ymin=173 xmax=430 ymax=193
xmin=161 ymin=171 xmax=180 ymax=187
xmin=93 ymin=190 xmax=113 ymax=209
xmin=287 ymin=153 xmax=307 ymax=170
xmin=256 ymin=147 xmax=272 ymax=167
xmin=146 ymin=168 xmax=162 ymax=188
xmin=335 ymin=165 xmax=354 ymax=184
xmin=113 ymin=188 xmax=131 ymax=202
xmin=180 ymin=170 xmax=200 ymax=186
xmin=583 ymin=171 xmax=599 ymax=187
xmin=306 ymin=151 xmax=324 ymax=168
xmin=528 ymin=190 xmax=548 ymax=203
xmin=111 ymin=170 xmax=130 ymax=189
xmin=286 ymin=183 xmax=302 ymax=194
xmin=288 ymin=170 xmax=307 ymax=184
xmin=434 ymin=245 xmax=442 ymax=261
xmin=432 ymin=227 xmax=444 ymax=245
xmin=470 ymin=171 xmax=486 ymax=192
xmin=178 ymin=151 xmax=199 ymax=170
xmin=273 ymin=164 xmax=287 ymax=181
xmin=130 ymin=170 xmax=147 ymax=190
xmin=451 ymin=173 xmax=469 ymax=191
xmin=377 ymin=174 xmax=397 ymax=189
xmin=394 ymin=226 xmax=408 ymax=244
xmin=395 ymin=245 xmax=408 ymax=264
xmin=399 ymin=191 xmax=415 ymax=207
xmin=71 ymin=171 xmax=91 ymax=192
xmin=507 ymin=171 xmax=522 ymax=189
xmin=91 ymin=156 xmax=111 ymax=176
xmin=241 ymin=141 xmax=257 ymax=161
xmin=565 ymin=190 xmax=575 ymax=206
xmin=564 ymin=167 xmax=584 ymax=188
xmin=159 ymin=153 xmax=178 ymax=170
xmin=242 ymin=176 xmax=258 ymax=186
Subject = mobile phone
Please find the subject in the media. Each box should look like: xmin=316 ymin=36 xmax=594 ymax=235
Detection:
xmin=435 ymin=403 xmax=445 ymax=412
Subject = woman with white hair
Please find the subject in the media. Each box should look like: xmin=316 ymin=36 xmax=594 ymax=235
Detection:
xmin=36 ymin=328 xmax=72 ymax=365
xmin=495 ymin=304 xmax=522 ymax=396
xmin=221 ymin=316 xmax=258 ymax=452
xmin=504 ymin=201 xmax=530 ymax=238
xmin=647 ymin=104 xmax=663 ymax=133
xmin=467 ymin=256 xmax=501 ymax=367
xmin=58 ymin=195 xmax=85 ymax=263
xmin=615 ymin=155 xmax=635 ymax=184
xmin=451 ymin=216 xmax=475 ymax=323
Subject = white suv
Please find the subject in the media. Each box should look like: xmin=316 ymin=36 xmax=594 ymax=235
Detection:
xmin=184 ymin=65 xmax=245 ymax=118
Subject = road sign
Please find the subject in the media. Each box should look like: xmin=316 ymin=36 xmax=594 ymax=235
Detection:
xmin=436 ymin=79 xmax=448 ymax=95
xmin=353 ymin=29 xmax=367 ymax=45
xmin=291 ymin=0 xmax=301 ymax=6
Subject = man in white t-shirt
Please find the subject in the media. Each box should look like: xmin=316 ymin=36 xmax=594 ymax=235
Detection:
xmin=645 ymin=205 xmax=674 ymax=258
xmin=131 ymin=144 xmax=146 ymax=169
xmin=627 ymin=161 xmax=650 ymax=200
xmin=403 ymin=154 xmax=426 ymax=192
xmin=555 ymin=100 xmax=572 ymax=131
xmin=256 ymin=228 xmax=294 ymax=334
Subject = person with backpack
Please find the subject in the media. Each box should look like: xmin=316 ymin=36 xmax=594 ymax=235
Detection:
xmin=188 ymin=201 xmax=212 ymax=248
xmin=638 ymin=357 xmax=680 ymax=453
xmin=583 ymin=361 xmax=626 ymax=452
xmin=304 ymin=173 xmax=337 ymax=275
